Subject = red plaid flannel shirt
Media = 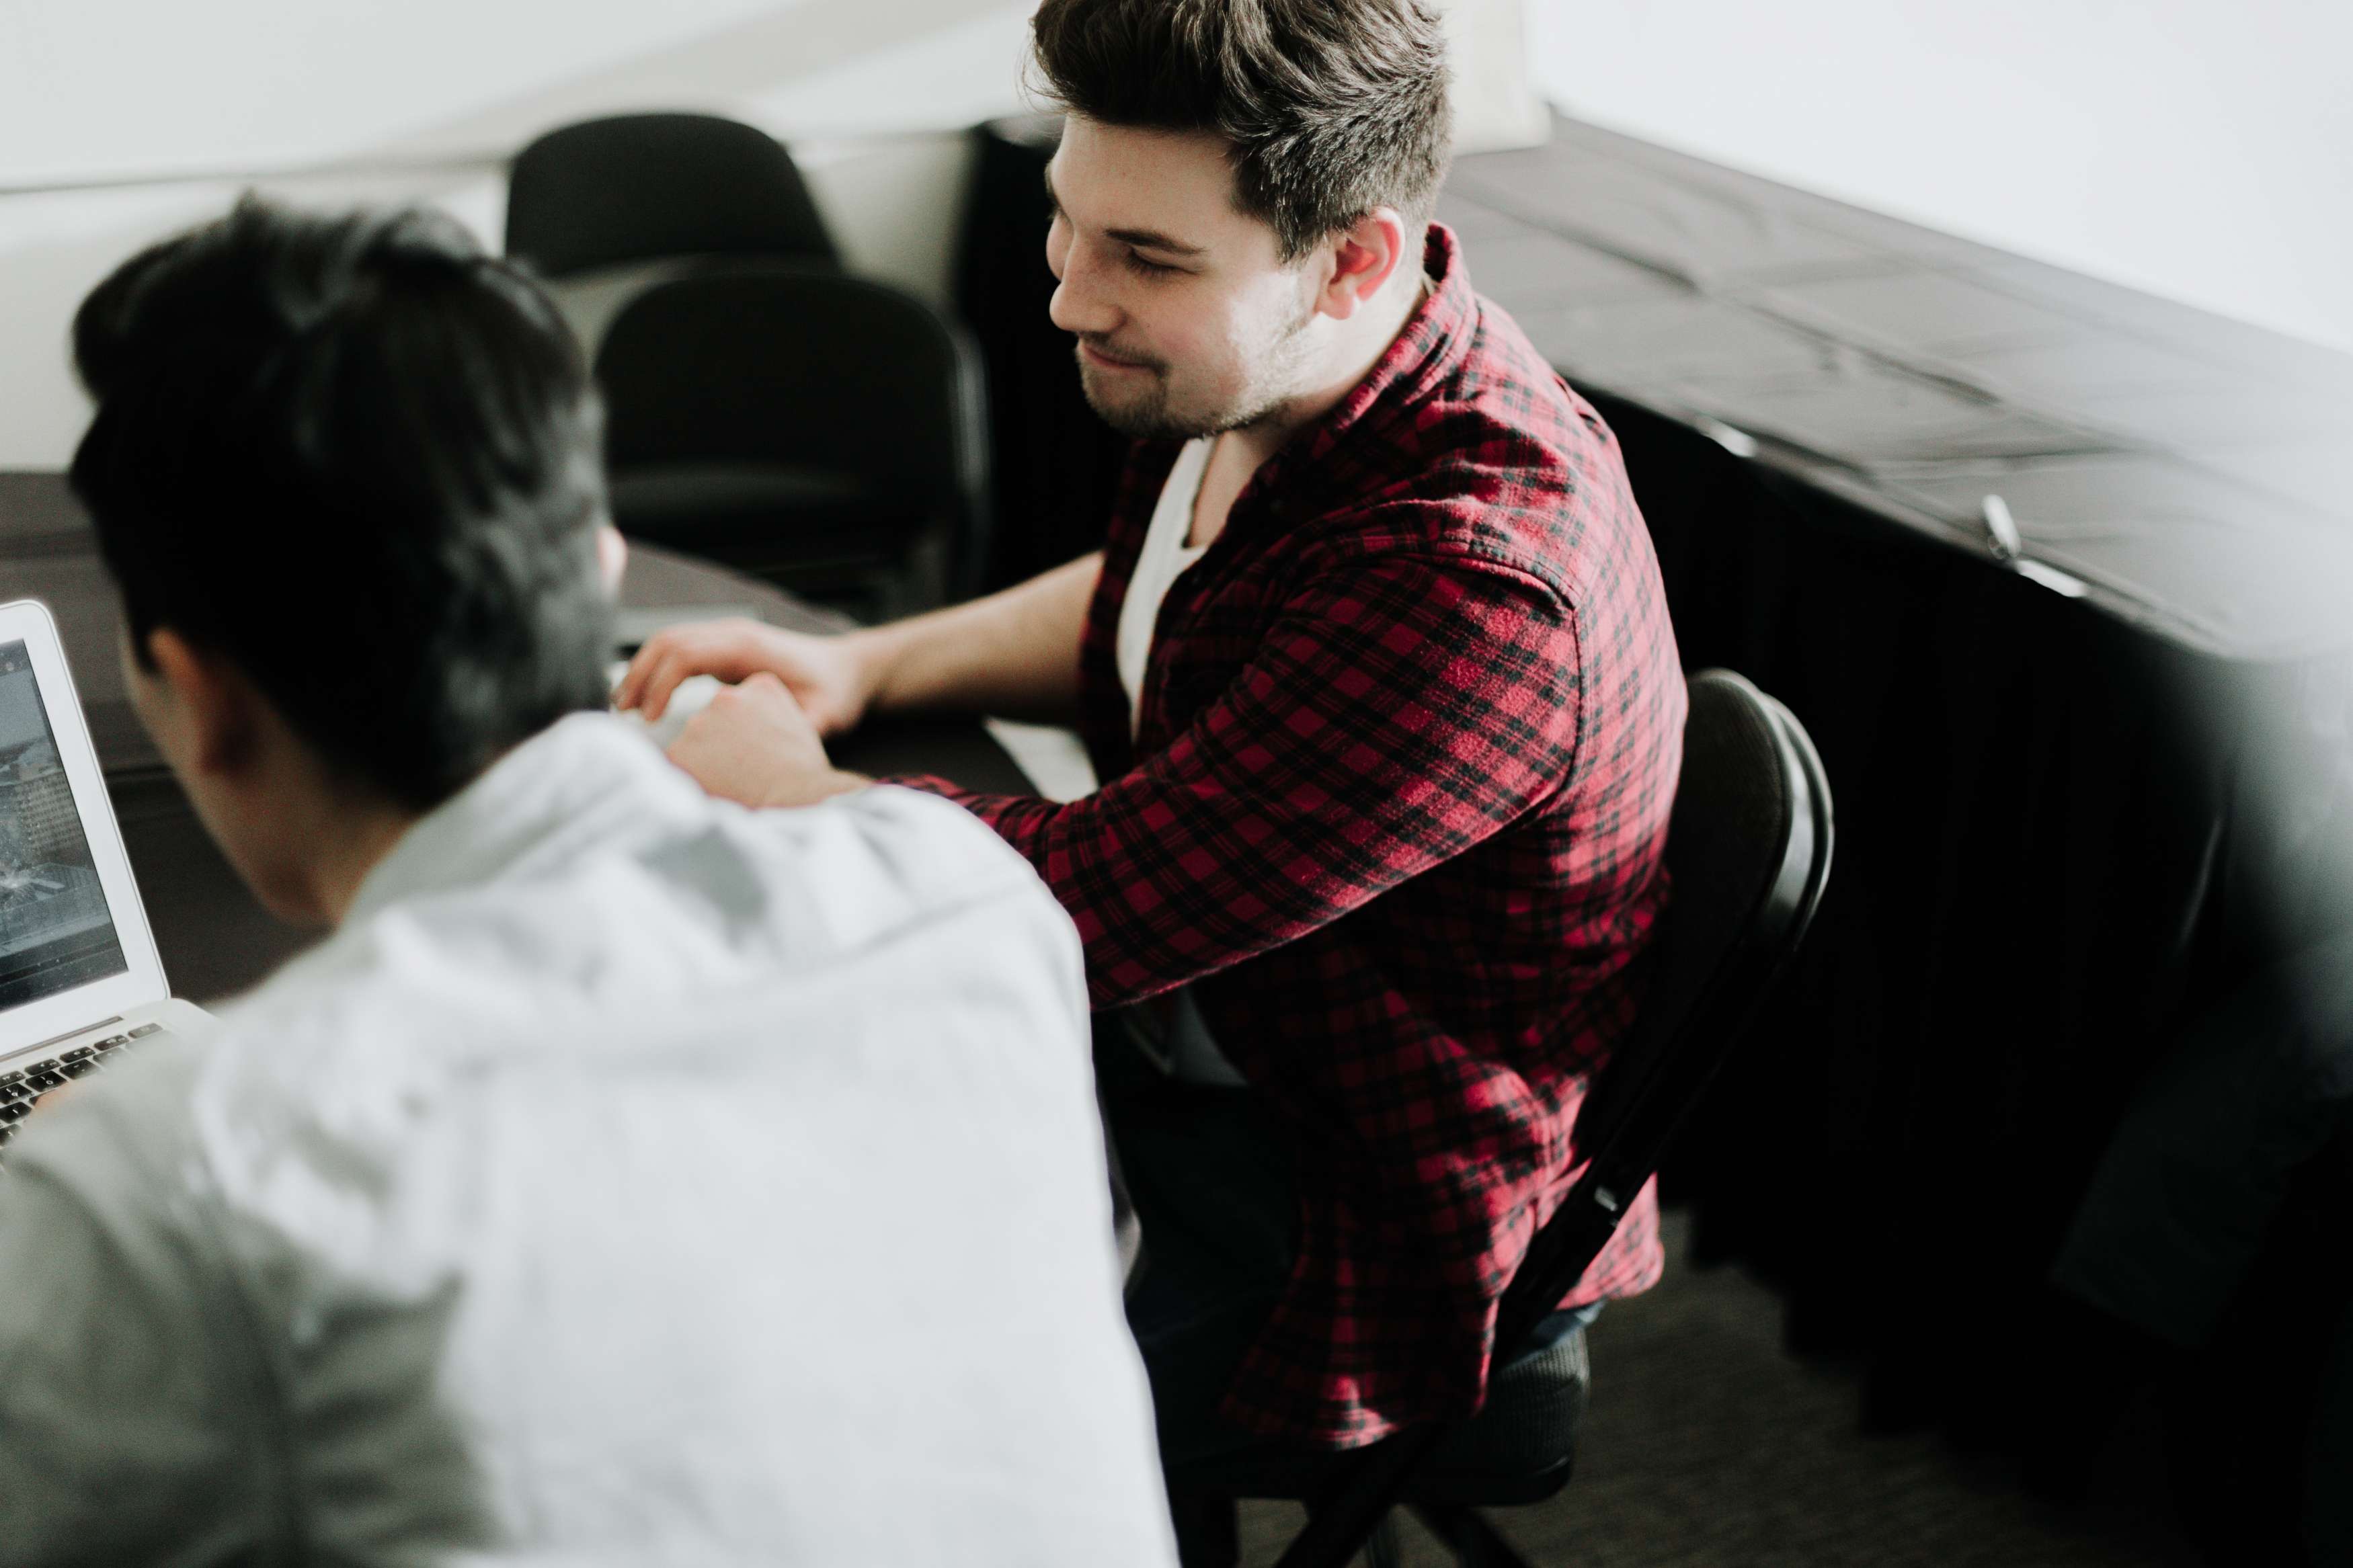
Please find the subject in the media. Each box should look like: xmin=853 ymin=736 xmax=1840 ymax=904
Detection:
xmin=898 ymin=226 xmax=1683 ymax=1447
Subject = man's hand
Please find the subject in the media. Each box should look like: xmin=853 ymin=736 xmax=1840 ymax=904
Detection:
xmin=616 ymin=619 xmax=877 ymax=737
xmin=666 ymin=674 xmax=868 ymax=810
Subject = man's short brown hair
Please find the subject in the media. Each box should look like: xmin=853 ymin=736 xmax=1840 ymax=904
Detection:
xmin=1029 ymin=0 xmax=1454 ymax=261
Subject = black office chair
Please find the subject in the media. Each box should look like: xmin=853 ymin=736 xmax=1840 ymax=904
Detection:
xmin=595 ymin=269 xmax=990 ymax=617
xmin=1168 ymin=668 xmax=1836 ymax=1568
xmin=505 ymin=112 xmax=838 ymax=281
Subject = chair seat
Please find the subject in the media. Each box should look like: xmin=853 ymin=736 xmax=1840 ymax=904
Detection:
xmin=1168 ymin=1323 xmax=1588 ymax=1509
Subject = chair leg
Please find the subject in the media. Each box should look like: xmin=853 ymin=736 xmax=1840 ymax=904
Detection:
xmin=1169 ymin=1489 xmax=1240 ymax=1568
xmin=1363 ymin=1512 xmax=1406 ymax=1568
xmin=1410 ymin=1503 xmax=1540 ymax=1568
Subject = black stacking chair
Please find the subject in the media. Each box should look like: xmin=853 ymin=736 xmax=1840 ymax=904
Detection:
xmin=1168 ymin=668 xmax=1835 ymax=1568
xmin=505 ymin=112 xmax=838 ymax=281
xmin=595 ymin=269 xmax=990 ymax=618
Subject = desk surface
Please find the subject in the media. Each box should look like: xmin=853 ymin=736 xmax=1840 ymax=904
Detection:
xmin=0 ymin=496 xmax=1037 ymax=1000
xmin=1441 ymin=113 xmax=2353 ymax=663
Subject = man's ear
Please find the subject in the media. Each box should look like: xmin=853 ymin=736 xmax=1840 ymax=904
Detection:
xmin=1314 ymin=207 xmax=1412 ymax=322
xmin=144 ymin=628 xmax=263 ymax=778
xmin=596 ymin=524 xmax=628 ymax=595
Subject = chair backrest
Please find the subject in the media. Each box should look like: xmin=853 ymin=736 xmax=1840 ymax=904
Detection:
xmin=594 ymin=269 xmax=990 ymax=587
xmin=1494 ymin=667 xmax=1833 ymax=1353
xmin=1271 ymin=668 xmax=1835 ymax=1568
xmin=506 ymin=113 xmax=838 ymax=280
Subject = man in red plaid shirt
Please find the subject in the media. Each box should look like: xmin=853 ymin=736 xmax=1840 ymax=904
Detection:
xmin=623 ymin=0 xmax=1684 ymax=1467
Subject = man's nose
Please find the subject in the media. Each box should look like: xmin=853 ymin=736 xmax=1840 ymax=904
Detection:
xmin=1047 ymin=242 xmax=1119 ymax=338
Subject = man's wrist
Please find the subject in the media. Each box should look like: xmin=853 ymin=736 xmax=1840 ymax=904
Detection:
xmin=839 ymin=625 xmax=904 ymax=718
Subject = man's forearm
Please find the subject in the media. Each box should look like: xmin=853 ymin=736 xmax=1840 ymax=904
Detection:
xmin=849 ymin=551 xmax=1101 ymax=723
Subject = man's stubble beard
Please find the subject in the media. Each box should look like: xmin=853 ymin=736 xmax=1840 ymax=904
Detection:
xmin=1076 ymin=284 xmax=1321 ymax=442
xmin=1074 ymin=350 xmax=1186 ymax=440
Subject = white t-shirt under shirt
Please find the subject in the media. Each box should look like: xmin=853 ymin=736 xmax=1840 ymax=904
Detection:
xmin=1111 ymin=437 xmax=1246 ymax=1088
xmin=1115 ymin=436 xmax=1212 ymax=734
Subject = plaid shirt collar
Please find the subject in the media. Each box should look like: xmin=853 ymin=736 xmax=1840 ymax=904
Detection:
xmin=1228 ymin=224 xmax=1474 ymax=536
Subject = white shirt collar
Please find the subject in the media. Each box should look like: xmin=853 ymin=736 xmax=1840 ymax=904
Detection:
xmin=345 ymin=712 xmax=696 ymax=927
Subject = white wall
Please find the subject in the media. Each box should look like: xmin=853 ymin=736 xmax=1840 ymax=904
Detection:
xmin=0 ymin=0 xmax=1038 ymax=468
xmin=0 ymin=0 xmax=1035 ymax=184
xmin=0 ymin=0 xmax=1543 ymax=468
xmin=5 ymin=1 xmax=2340 ymax=467
xmin=1529 ymin=0 xmax=2353 ymax=352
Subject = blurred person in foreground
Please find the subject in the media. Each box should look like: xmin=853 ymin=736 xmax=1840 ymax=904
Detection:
xmin=621 ymin=0 xmax=1685 ymax=1475
xmin=0 ymin=198 xmax=1177 ymax=1567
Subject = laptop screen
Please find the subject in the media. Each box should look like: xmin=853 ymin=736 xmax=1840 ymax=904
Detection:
xmin=0 ymin=641 xmax=130 ymax=1013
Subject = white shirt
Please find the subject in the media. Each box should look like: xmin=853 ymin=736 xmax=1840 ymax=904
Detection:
xmin=1109 ymin=440 xmax=1246 ymax=1089
xmin=1115 ymin=436 xmax=1213 ymax=735
xmin=0 ymin=713 xmax=1177 ymax=1568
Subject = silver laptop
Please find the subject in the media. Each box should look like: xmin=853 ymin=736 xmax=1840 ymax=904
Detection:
xmin=0 ymin=598 xmax=215 ymax=1153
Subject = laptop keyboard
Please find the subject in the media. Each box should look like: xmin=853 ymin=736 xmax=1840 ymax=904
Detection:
xmin=0 ymin=1022 xmax=171 ymax=1159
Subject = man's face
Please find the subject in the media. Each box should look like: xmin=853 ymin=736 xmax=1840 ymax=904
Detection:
xmin=1045 ymin=117 xmax=1323 ymax=440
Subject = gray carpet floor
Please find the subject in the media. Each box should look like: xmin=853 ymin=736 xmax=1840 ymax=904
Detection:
xmin=1237 ymin=1210 xmax=2196 ymax=1567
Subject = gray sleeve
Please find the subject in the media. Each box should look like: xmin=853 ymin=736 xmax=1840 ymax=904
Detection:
xmin=0 ymin=1067 xmax=278 ymax=1567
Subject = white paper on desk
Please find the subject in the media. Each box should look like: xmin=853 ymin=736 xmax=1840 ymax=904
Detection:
xmin=606 ymin=663 xmax=721 ymax=751
xmin=982 ymin=720 xmax=1099 ymax=802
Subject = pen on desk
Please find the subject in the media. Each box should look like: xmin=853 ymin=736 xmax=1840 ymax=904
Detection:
xmin=1979 ymin=493 xmax=2091 ymax=599
xmin=1981 ymin=493 xmax=2023 ymax=563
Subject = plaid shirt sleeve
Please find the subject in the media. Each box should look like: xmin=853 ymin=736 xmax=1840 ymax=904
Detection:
xmin=891 ymin=541 xmax=1582 ymax=1007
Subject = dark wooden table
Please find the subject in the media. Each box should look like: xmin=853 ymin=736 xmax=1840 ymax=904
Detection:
xmin=0 ymin=487 xmax=1035 ymax=1003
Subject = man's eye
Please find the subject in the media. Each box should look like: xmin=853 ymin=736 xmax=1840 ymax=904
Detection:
xmin=1125 ymin=251 xmax=1179 ymax=276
